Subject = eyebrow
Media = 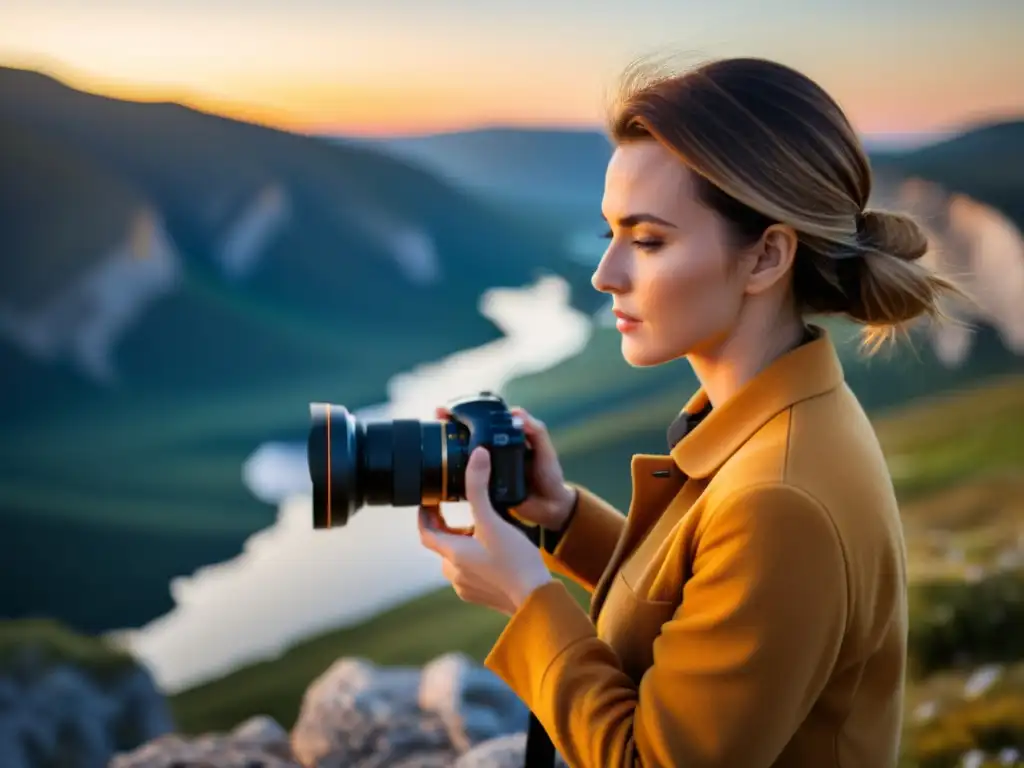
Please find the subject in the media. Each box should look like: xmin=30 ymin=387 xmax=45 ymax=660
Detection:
xmin=601 ymin=212 xmax=678 ymax=229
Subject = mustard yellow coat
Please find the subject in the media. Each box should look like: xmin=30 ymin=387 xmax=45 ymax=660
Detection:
xmin=485 ymin=326 xmax=909 ymax=767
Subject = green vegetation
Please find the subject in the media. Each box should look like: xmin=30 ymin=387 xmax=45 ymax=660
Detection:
xmin=909 ymin=569 xmax=1024 ymax=677
xmin=873 ymin=376 xmax=1024 ymax=501
xmin=0 ymin=618 xmax=138 ymax=685
xmin=902 ymin=659 xmax=1024 ymax=768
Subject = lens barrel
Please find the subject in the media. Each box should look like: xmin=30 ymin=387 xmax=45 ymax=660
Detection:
xmin=307 ymin=404 xmax=470 ymax=529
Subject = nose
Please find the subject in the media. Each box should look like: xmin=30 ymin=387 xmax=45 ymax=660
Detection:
xmin=591 ymin=244 xmax=631 ymax=295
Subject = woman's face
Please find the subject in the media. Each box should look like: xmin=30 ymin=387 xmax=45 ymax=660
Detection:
xmin=592 ymin=140 xmax=751 ymax=367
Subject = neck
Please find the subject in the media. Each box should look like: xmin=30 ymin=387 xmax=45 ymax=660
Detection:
xmin=688 ymin=309 xmax=806 ymax=408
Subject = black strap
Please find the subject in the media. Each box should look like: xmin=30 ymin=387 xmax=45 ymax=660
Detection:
xmin=524 ymin=710 xmax=556 ymax=767
xmin=523 ymin=500 xmax=574 ymax=767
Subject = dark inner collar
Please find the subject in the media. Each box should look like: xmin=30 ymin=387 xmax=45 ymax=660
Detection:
xmin=666 ymin=400 xmax=712 ymax=451
xmin=666 ymin=325 xmax=817 ymax=451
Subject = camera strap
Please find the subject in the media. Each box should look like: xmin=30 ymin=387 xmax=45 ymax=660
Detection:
xmin=524 ymin=710 xmax=556 ymax=767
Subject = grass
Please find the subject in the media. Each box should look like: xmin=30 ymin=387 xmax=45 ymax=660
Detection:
xmin=874 ymin=376 xmax=1024 ymax=500
xmin=902 ymin=662 xmax=1024 ymax=768
xmin=0 ymin=618 xmax=138 ymax=685
xmin=154 ymin=373 xmax=1024 ymax=740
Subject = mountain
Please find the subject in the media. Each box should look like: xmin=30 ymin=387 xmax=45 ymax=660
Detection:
xmin=368 ymin=127 xmax=613 ymax=210
xmin=0 ymin=67 xmax=600 ymax=634
xmin=870 ymin=120 xmax=1024 ymax=225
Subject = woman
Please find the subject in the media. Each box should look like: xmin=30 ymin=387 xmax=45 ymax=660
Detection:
xmin=417 ymin=56 xmax=963 ymax=768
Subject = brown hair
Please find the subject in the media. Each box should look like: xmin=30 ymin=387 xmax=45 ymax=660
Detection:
xmin=607 ymin=56 xmax=968 ymax=353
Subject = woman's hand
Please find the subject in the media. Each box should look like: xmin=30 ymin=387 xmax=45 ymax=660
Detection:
xmin=418 ymin=447 xmax=553 ymax=616
xmin=434 ymin=405 xmax=577 ymax=532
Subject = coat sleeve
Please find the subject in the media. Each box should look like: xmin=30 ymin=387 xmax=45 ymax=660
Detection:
xmin=485 ymin=483 xmax=850 ymax=768
xmin=539 ymin=484 xmax=625 ymax=593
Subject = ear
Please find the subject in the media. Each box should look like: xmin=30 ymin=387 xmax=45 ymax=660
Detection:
xmin=743 ymin=223 xmax=798 ymax=296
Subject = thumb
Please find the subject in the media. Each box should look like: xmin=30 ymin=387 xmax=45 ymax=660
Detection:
xmin=464 ymin=447 xmax=497 ymax=527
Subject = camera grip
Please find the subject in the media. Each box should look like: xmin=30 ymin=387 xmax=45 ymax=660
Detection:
xmin=487 ymin=444 xmax=539 ymax=544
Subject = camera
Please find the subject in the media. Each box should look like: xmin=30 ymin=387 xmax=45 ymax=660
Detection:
xmin=306 ymin=391 xmax=532 ymax=529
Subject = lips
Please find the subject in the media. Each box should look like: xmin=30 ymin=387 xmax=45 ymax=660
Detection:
xmin=613 ymin=308 xmax=641 ymax=323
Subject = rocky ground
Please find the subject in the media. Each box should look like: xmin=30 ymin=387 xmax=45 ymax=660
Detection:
xmin=0 ymin=645 xmax=564 ymax=768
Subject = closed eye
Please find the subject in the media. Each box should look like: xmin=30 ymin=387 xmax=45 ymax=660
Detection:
xmin=600 ymin=229 xmax=663 ymax=253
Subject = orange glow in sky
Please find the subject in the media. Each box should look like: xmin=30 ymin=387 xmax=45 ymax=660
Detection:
xmin=2 ymin=2 xmax=1022 ymax=137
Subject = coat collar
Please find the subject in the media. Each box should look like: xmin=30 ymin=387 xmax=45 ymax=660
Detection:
xmin=669 ymin=324 xmax=845 ymax=479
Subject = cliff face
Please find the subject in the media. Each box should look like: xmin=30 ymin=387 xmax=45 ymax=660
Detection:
xmin=870 ymin=174 xmax=1024 ymax=365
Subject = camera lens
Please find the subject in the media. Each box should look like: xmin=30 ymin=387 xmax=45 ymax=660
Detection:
xmin=306 ymin=404 xmax=470 ymax=528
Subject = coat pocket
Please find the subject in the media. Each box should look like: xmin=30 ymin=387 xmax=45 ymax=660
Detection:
xmin=597 ymin=571 xmax=679 ymax=685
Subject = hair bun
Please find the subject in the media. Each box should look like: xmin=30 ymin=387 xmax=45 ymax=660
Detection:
xmin=856 ymin=209 xmax=930 ymax=262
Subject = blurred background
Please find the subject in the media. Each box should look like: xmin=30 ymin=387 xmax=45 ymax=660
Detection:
xmin=1 ymin=2 xmax=1022 ymax=767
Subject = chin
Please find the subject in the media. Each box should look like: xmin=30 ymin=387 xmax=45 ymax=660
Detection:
xmin=620 ymin=336 xmax=683 ymax=368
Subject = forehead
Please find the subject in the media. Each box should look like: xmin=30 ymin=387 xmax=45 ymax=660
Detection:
xmin=603 ymin=141 xmax=697 ymax=218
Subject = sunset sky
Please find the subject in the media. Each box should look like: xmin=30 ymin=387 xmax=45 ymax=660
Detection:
xmin=3 ymin=0 xmax=1022 ymax=138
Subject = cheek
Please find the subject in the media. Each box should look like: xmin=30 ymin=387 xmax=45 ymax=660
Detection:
xmin=648 ymin=246 xmax=736 ymax=328
xmin=630 ymin=244 xmax=740 ymax=359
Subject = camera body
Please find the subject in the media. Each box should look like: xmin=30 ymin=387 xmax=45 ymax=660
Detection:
xmin=445 ymin=391 xmax=529 ymax=511
xmin=306 ymin=391 xmax=532 ymax=529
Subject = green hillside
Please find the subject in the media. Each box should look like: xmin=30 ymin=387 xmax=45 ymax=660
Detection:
xmin=0 ymin=119 xmax=143 ymax=310
xmin=163 ymin=374 xmax=1024 ymax=767
xmin=871 ymin=120 xmax=1024 ymax=225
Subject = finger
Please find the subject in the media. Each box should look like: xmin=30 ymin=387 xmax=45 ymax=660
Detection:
xmin=441 ymin=557 xmax=458 ymax=583
xmin=421 ymin=526 xmax=480 ymax=561
xmin=418 ymin=505 xmax=473 ymax=536
xmin=418 ymin=505 xmax=451 ymax=537
xmin=419 ymin=511 xmax=464 ymax=559
xmin=510 ymin=407 xmax=557 ymax=464
xmin=464 ymin=448 xmax=498 ymax=528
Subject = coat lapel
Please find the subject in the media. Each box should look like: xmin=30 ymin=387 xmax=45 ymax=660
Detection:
xmin=587 ymin=324 xmax=845 ymax=622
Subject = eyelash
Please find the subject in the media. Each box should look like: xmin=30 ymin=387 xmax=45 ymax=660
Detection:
xmin=600 ymin=229 xmax=664 ymax=253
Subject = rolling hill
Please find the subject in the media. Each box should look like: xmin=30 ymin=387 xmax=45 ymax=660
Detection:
xmin=0 ymin=67 xmax=601 ymax=634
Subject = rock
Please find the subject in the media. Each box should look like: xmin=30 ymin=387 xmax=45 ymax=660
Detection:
xmin=418 ymin=652 xmax=528 ymax=753
xmin=0 ymin=657 xmax=173 ymax=768
xmin=109 ymin=730 xmax=301 ymax=768
xmin=231 ymin=715 xmax=292 ymax=757
xmin=290 ymin=657 xmax=456 ymax=768
xmin=456 ymin=732 xmax=529 ymax=768
xmin=455 ymin=733 xmax=569 ymax=768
